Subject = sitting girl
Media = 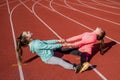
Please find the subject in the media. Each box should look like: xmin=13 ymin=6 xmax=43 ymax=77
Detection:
xmin=66 ymin=27 xmax=106 ymax=66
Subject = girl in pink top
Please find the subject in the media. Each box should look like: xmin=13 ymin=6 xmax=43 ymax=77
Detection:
xmin=66 ymin=27 xmax=106 ymax=61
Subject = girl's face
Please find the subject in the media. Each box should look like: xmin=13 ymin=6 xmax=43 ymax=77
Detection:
xmin=22 ymin=31 xmax=33 ymax=40
xmin=95 ymin=27 xmax=103 ymax=36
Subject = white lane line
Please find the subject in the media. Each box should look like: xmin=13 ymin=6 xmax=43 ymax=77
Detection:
xmin=6 ymin=0 xmax=30 ymax=80
xmin=6 ymin=0 xmax=11 ymax=14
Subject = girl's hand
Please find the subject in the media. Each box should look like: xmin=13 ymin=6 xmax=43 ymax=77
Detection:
xmin=58 ymin=39 xmax=66 ymax=43
xmin=62 ymin=43 xmax=72 ymax=48
xmin=66 ymin=43 xmax=72 ymax=48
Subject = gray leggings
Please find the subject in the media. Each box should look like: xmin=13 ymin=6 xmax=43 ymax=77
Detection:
xmin=44 ymin=56 xmax=74 ymax=70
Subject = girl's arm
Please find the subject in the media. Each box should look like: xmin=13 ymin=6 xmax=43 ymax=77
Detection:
xmin=68 ymin=32 xmax=97 ymax=47
xmin=66 ymin=33 xmax=84 ymax=42
xmin=37 ymin=43 xmax=62 ymax=50
xmin=42 ymin=40 xmax=59 ymax=44
xmin=37 ymin=42 xmax=70 ymax=50
xmin=71 ymin=38 xmax=96 ymax=48
xmin=42 ymin=39 xmax=65 ymax=44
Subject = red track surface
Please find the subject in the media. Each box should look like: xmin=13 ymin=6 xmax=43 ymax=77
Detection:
xmin=0 ymin=0 xmax=120 ymax=80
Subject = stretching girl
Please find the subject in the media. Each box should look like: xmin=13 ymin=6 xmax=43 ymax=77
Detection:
xmin=65 ymin=27 xmax=106 ymax=71
xmin=16 ymin=31 xmax=88 ymax=73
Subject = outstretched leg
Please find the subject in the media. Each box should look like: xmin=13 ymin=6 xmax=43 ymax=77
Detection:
xmin=55 ymin=48 xmax=90 ymax=73
xmin=55 ymin=48 xmax=88 ymax=64
xmin=45 ymin=56 xmax=82 ymax=73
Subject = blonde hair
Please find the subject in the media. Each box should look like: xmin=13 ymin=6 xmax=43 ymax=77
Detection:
xmin=97 ymin=31 xmax=106 ymax=55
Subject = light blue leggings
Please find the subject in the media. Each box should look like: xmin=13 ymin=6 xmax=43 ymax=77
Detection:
xmin=44 ymin=56 xmax=74 ymax=70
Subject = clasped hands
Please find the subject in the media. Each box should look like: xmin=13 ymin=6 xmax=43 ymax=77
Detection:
xmin=58 ymin=39 xmax=72 ymax=48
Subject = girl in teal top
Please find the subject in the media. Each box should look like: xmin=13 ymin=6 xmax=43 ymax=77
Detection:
xmin=16 ymin=31 xmax=84 ymax=73
xmin=29 ymin=39 xmax=62 ymax=62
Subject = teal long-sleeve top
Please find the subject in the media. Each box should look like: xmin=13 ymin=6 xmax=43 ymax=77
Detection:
xmin=29 ymin=39 xmax=62 ymax=62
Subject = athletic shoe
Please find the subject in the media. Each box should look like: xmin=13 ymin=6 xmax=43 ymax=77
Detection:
xmin=80 ymin=62 xmax=90 ymax=73
xmin=73 ymin=64 xmax=82 ymax=73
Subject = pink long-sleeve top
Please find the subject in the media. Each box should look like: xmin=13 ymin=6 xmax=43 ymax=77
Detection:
xmin=66 ymin=32 xmax=97 ymax=55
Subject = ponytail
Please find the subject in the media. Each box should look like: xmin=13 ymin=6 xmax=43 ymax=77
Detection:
xmin=16 ymin=32 xmax=31 ymax=63
xmin=16 ymin=39 xmax=23 ymax=63
xmin=96 ymin=31 xmax=106 ymax=55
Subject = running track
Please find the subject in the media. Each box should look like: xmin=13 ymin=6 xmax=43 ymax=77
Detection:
xmin=0 ymin=0 xmax=120 ymax=80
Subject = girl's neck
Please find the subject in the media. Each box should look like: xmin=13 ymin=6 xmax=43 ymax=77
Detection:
xmin=93 ymin=30 xmax=98 ymax=35
xmin=29 ymin=38 xmax=33 ymax=43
